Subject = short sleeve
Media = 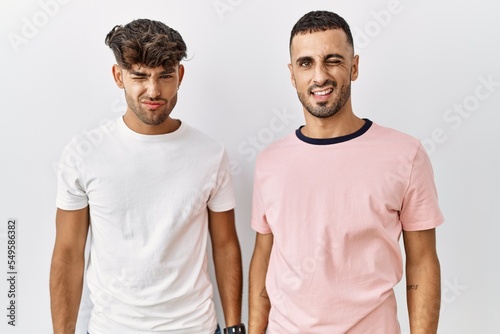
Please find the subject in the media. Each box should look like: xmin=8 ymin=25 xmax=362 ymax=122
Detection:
xmin=207 ymin=150 xmax=236 ymax=212
xmin=251 ymin=157 xmax=272 ymax=234
xmin=400 ymin=143 xmax=444 ymax=231
xmin=55 ymin=140 xmax=89 ymax=210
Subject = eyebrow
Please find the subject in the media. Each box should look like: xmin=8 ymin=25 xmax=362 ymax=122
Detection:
xmin=129 ymin=71 xmax=149 ymax=77
xmin=295 ymin=53 xmax=345 ymax=65
xmin=325 ymin=53 xmax=345 ymax=60
xmin=129 ymin=69 xmax=174 ymax=77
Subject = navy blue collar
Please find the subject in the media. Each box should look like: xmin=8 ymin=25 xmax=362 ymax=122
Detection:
xmin=296 ymin=119 xmax=372 ymax=145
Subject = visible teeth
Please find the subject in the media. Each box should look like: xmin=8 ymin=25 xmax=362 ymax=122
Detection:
xmin=313 ymin=89 xmax=333 ymax=96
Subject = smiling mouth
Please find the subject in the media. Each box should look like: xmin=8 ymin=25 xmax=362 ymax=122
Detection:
xmin=311 ymin=88 xmax=333 ymax=96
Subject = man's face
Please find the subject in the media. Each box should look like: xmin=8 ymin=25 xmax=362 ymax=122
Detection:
xmin=288 ymin=29 xmax=359 ymax=119
xmin=113 ymin=64 xmax=184 ymax=127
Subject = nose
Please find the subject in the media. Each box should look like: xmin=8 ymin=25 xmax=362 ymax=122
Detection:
xmin=145 ymin=79 xmax=161 ymax=98
xmin=312 ymin=64 xmax=330 ymax=86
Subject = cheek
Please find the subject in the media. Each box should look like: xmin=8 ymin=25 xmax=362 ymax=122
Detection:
xmin=124 ymin=82 xmax=143 ymax=96
xmin=162 ymin=86 xmax=179 ymax=98
xmin=128 ymin=90 xmax=142 ymax=101
xmin=292 ymin=72 xmax=311 ymax=88
xmin=295 ymin=79 xmax=310 ymax=92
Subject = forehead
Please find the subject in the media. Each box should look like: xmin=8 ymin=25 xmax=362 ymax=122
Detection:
xmin=290 ymin=29 xmax=352 ymax=60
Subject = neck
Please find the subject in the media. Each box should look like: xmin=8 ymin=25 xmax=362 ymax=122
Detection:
xmin=123 ymin=111 xmax=180 ymax=135
xmin=301 ymin=108 xmax=364 ymax=139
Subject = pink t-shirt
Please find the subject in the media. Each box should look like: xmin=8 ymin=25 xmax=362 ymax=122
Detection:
xmin=251 ymin=120 xmax=444 ymax=334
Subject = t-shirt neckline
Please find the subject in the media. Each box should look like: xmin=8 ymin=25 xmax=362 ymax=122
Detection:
xmin=117 ymin=116 xmax=187 ymax=142
xmin=296 ymin=118 xmax=373 ymax=145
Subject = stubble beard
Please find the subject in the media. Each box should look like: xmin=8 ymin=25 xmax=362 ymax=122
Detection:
xmin=125 ymin=91 xmax=177 ymax=126
xmin=298 ymin=81 xmax=351 ymax=119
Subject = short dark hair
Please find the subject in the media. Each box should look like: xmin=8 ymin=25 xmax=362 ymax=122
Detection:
xmin=105 ymin=18 xmax=187 ymax=70
xmin=289 ymin=11 xmax=354 ymax=52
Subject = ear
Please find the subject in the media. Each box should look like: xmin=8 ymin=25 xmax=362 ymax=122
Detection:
xmin=351 ymin=55 xmax=359 ymax=81
xmin=112 ymin=64 xmax=124 ymax=89
xmin=178 ymin=64 xmax=185 ymax=86
xmin=288 ymin=63 xmax=296 ymax=89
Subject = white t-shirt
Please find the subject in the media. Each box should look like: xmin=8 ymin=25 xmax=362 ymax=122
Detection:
xmin=56 ymin=117 xmax=235 ymax=334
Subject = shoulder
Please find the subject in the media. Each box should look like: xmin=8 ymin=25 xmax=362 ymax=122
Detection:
xmin=363 ymin=122 xmax=434 ymax=172
xmin=179 ymin=122 xmax=228 ymax=164
xmin=181 ymin=122 xmax=224 ymax=148
xmin=369 ymin=122 xmax=419 ymax=143
xmin=367 ymin=122 xmax=422 ymax=152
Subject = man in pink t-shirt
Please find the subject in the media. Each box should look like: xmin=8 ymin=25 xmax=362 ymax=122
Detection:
xmin=248 ymin=11 xmax=443 ymax=334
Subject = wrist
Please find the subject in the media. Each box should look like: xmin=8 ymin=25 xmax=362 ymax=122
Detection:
xmin=224 ymin=323 xmax=246 ymax=334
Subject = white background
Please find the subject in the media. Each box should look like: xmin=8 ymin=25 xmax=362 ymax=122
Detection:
xmin=1 ymin=0 xmax=499 ymax=333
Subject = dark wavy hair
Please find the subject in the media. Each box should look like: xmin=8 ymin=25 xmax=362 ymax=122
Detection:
xmin=289 ymin=11 xmax=354 ymax=52
xmin=105 ymin=19 xmax=187 ymax=70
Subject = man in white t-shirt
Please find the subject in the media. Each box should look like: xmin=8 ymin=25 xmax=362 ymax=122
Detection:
xmin=50 ymin=19 xmax=245 ymax=334
xmin=249 ymin=11 xmax=443 ymax=334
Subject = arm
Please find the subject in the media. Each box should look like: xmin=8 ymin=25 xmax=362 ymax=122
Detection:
xmin=50 ymin=207 xmax=90 ymax=334
xmin=248 ymin=232 xmax=273 ymax=334
xmin=403 ymin=228 xmax=441 ymax=334
xmin=208 ymin=209 xmax=243 ymax=328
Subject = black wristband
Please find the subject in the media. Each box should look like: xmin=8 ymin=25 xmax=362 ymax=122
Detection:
xmin=223 ymin=323 xmax=246 ymax=334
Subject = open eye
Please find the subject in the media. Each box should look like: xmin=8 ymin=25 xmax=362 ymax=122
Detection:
xmin=299 ymin=60 xmax=312 ymax=68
